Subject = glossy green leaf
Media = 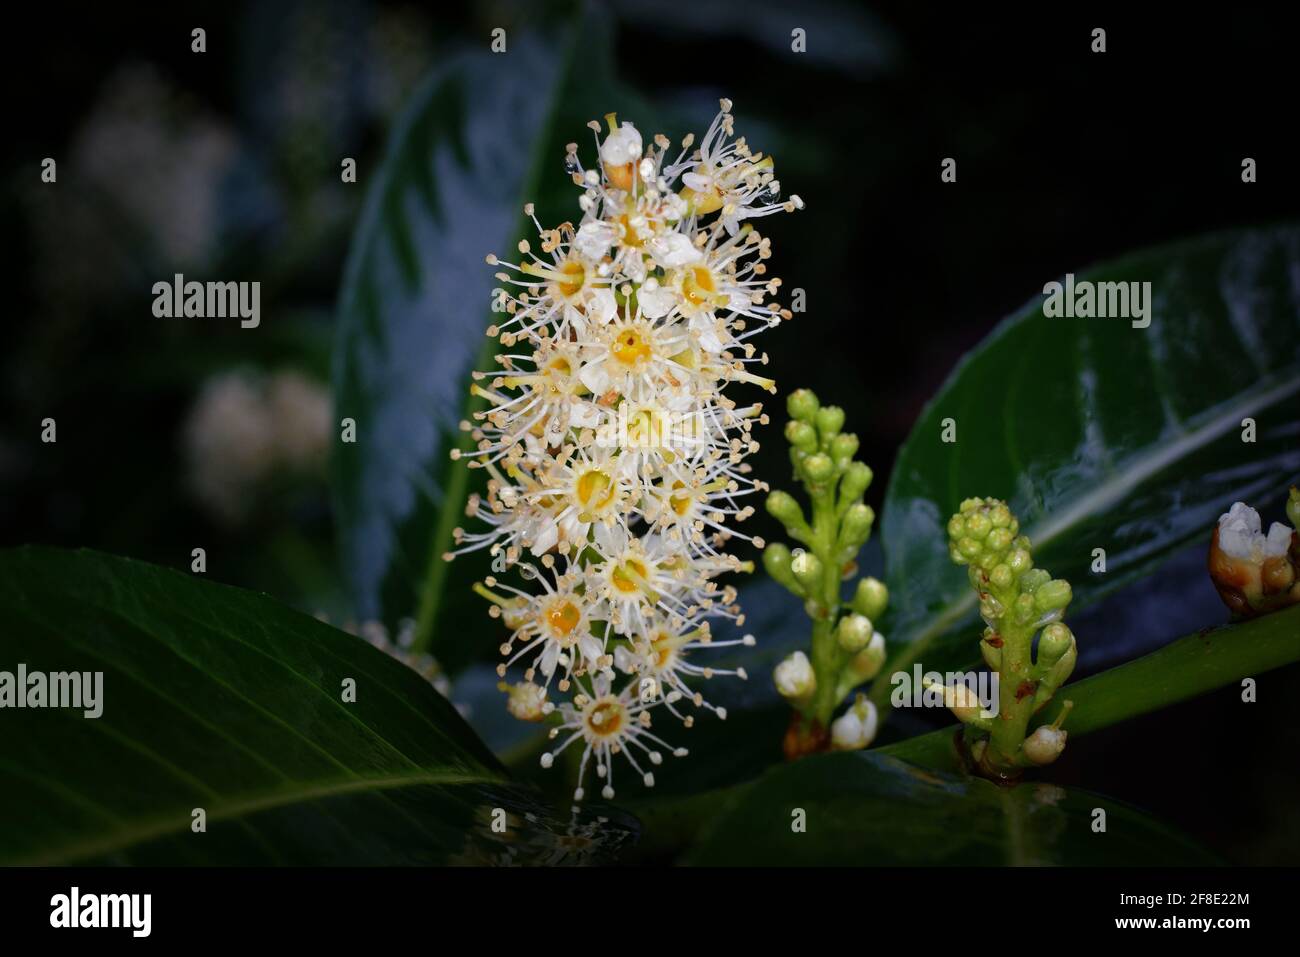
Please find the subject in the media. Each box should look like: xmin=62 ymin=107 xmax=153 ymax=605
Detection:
xmin=876 ymin=226 xmax=1300 ymax=694
xmin=685 ymin=750 xmax=1219 ymax=865
xmin=0 ymin=547 xmax=635 ymax=865
xmin=331 ymin=12 xmax=657 ymax=669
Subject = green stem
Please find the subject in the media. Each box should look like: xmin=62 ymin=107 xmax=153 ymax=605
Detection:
xmin=879 ymin=604 xmax=1300 ymax=772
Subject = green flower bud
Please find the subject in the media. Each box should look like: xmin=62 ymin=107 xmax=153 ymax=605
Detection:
xmin=787 ymin=388 xmax=819 ymax=423
xmin=1288 ymin=487 xmax=1300 ymax=531
xmin=1037 ymin=640 xmax=1077 ymax=697
xmin=815 ymin=405 xmax=845 ymax=439
xmin=836 ymin=613 xmax=874 ymax=652
xmin=964 ymin=512 xmax=992 ymax=540
xmin=852 ymin=576 xmax=889 ymax=620
xmin=765 ymin=490 xmax=804 ymax=527
xmin=840 ymin=503 xmax=875 ymax=546
xmin=801 ymin=453 xmax=835 ymax=483
xmin=762 ymin=541 xmax=802 ymax=596
xmin=1033 ymin=578 xmax=1072 ymax=614
xmin=989 ymin=564 xmax=1014 ymax=590
xmin=839 ymin=461 xmax=873 ymax=502
xmin=1037 ymin=622 xmax=1074 ymax=664
xmin=785 ymin=419 xmax=817 ymax=453
xmin=848 ymin=631 xmax=887 ymax=681
xmin=986 ymin=527 xmax=1014 ymax=552
xmin=1007 ymin=545 xmax=1033 ymax=573
xmin=790 ymin=548 xmax=824 ymax=591
xmin=830 ymin=432 xmax=859 ymax=465
xmin=1019 ymin=568 xmax=1050 ymax=594
xmin=1012 ymin=593 xmax=1037 ymax=625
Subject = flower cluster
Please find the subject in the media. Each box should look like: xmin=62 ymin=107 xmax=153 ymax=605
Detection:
xmin=946 ymin=497 xmax=1077 ymax=778
xmin=1208 ymin=490 xmax=1300 ymax=617
xmin=447 ymin=100 xmax=801 ymax=800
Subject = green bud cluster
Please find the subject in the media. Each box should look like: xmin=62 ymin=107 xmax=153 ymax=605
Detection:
xmin=946 ymin=497 xmax=1077 ymax=777
xmin=763 ymin=387 xmax=890 ymax=748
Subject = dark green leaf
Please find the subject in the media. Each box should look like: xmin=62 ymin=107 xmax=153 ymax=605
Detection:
xmin=0 ymin=547 xmax=634 ymax=865
xmin=877 ymin=226 xmax=1300 ymax=688
xmin=685 ymin=751 xmax=1219 ymax=865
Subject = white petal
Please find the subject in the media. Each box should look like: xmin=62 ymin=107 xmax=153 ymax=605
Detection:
xmin=639 ymin=285 xmax=676 ymax=319
xmin=588 ymin=287 xmax=616 ymax=325
xmin=648 ymin=233 xmax=703 ymax=267
xmin=574 ymin=221 xmax=617 ymax=259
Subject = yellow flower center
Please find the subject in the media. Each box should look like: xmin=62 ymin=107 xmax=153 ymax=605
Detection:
xmin=544 ymin=599 xmax=583 ymax=641
xmin=682 ymin=266 xmax=718 ymax=309
xmin=611 ymin=558 xmax=649 ymax=594
xmin=669 ymin=481 xmax=693 ymax=516
xmin=556 ymin=260 xmax=586 ymax=298
xmin=612 ymin=327 xmax=652 ymax=368
xmin=585 ymin=698 xmax=625 ymax=738
xmin=575 ymin=469 xmax=615 ymax=513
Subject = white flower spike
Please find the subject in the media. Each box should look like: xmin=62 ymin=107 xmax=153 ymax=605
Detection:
xmin=449 ymin=101 xmax=801 ymax=799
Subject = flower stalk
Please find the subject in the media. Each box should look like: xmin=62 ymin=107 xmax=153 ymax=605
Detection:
xmin=764 ymin=388 xmax=887 ymax=756
xmin=945 ymin=497 xmax=1077 ymax=780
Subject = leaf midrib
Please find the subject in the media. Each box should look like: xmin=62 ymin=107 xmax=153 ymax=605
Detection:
xmin=5 ymin=768 xmax=503 ymax=865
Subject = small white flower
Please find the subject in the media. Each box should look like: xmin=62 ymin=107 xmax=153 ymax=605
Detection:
xmin=1218 ymin=502 xmax=1291 ymax=561
xmin=599 ymin=122 xmax=642 ymax=167
xmin=774 ymin=651 xmax=816 ymax=700
xmin=830 ymin=697 xmax=879 ymax=751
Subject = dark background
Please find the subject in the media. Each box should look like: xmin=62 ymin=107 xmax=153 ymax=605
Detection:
xmin=3 ymin=1 xmax=1298 ymax=862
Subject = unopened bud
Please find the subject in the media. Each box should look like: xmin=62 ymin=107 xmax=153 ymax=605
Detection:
xmin=1034 ymin=578 xmax=1072 ymax=613
xmin=830 ymin=695 xmax=878 ymax=751
xmin=852 ymin=576 xmax=889 ymax=620
xmin=848 ymin=631 xmax=886 ymax=681
xmin=840 ymin=502 xmax=875 ymax=546
xmin=830 ymin=432 xmax=859 ymax=464
xmin=811 ymin=403 xmax=842 ymax=436
xmin=762 ymin=541 xmax=802 ymax=595
xmin=939 ymin=681 xmax=988 ymax=725
xmin=785 ymin=419 xmax=817 ymax=452
xmin=1037 ymin=622 xmax=1074 ymax=664
xmin=766 ymin=489 xmax=804 ymax=526
xmin=1022 ymin=726 xmax=1067 ymax=766
xmin=790 ymin=549 xmax=824 ymax=591
xmin=836 ymin=614 xmax=874 ymax=652
xmin=802 ymin=453 xmax=835 ymax=483
xmin=814 ymin=405 xmax=845 ymax=439
xmin=787 ymin=388 xmax=819 ymax=423
xmin=839 ymin=461 xmax=873 ymax=501
xmin=774 ymin=650 xmax=816 ymax=701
